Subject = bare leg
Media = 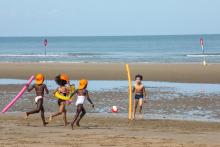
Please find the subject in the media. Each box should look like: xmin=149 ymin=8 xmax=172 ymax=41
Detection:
xmin=49 ymin=103 xmax=64 ymax=121
xmin=63 ymin=107 xmax=68 ymax=126
xmin=139 ymin=98 xmax=143 ymax=119
xmin=76 ymin=106 xmax=86 ymax=127
xmin=40 ymin=106 xmax=48 ymax=126
xmin=133 ymin=99 xmax=138 ymax=119
xmin=26 ymin=99 xmax=43 ymax=119
xmin=71 ymin=105 xmax=82 ymax=129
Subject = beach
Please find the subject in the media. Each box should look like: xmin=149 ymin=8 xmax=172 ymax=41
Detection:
xmin=0 ymin=62 xmax=220 ymax=146
xmin=1 ymin=1 xmax=220 ymax=146
xmin=0 ymin=62 xmax=220 ymax=83
xmin=1 ymin=113 xmax=220 ymax=147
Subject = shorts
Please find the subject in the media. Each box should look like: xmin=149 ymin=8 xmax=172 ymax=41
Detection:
xmin=58 ymin=99 xmax=65 ymax=106
xmin=35 ymin=96 xmax=43 ymax=103
xmin=75 ymin=96 xmax=85 ymax=106
xmin=135 ymin=94 xmax=143 ymax=100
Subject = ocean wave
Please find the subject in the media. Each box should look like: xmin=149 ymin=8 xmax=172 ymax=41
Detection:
xmin=0 ymin=54 xmax=97 ymax=58
xmin=186 ymin=54 xmax=220 ymax=57
xmin=0 ymin=54 xmax=65 ymax=57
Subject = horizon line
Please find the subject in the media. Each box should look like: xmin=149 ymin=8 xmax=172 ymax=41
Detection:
xmin=0 ymin=33 xmax=220 ymax=38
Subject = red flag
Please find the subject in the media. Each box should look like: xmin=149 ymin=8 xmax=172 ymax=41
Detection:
xmin=200 ymin=38 xmax=204 ymax=54
xmin=200 ymin=38 xmax=204 ymax=47
xmin=44 ymin=39 xmax=48 ymax=47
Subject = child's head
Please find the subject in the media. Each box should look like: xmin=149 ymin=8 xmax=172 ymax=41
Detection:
xmin=135 ymin=74 xmax=143 ymax=84
xmin=78 ymin=79 xmax=88 ymax=90
xmin=35 ymin=73 xmax=44 ymax=85
xmin=55 ymin=73 xmax=69 ymax=86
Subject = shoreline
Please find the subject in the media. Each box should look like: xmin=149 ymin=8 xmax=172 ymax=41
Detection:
xmin=2 ymin=112 xmax=220 ymax=123
xmin=0 ymin=62 xmax=220 ymax=83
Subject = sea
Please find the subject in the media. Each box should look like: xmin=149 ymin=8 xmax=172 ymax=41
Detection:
xmin=0 ymin=34 xmax=220 ymax=63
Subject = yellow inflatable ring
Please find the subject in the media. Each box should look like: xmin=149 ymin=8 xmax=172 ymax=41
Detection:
xmin=54 ymin=84 xmax=75 ymax=101
xmin=54 ymin=92 xmax=72 ymax=101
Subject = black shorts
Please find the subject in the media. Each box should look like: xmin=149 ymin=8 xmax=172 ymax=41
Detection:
xmin=58 ymin=99 xmax=65 ymax=106
xmin=135 ymin=94 xmax=143 ymax=100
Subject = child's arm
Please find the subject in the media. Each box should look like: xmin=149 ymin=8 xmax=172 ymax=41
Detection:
xmin=143 ymin=86 xmax=148 ymax=102
xmin=132 ymin=86 xmax=135 ymax=93
xmin=27 ymin=84 xmax=34 ymax=92
xmin=86 ymin=91 xmax=94 ymax=108
xmin=70 ymin=90 xmax=77 ymax=98
xmin=44 ymin=84 xmax=49 ymax=94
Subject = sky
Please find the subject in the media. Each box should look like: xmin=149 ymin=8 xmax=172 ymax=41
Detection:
xmin=0 ymin=0 xmax=220 ymax=36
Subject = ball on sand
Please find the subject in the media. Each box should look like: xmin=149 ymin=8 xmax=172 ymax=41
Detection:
xmin=111 ymin=106 xmax=118 ymax=113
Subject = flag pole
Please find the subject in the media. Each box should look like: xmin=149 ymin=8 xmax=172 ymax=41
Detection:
xmin=200 ymin=38 xmax=206 ymax=66
xmin=44 ymin=39 xmax=48 ymax=56
xmin=45 ymin=45 xmax=47 ymax=56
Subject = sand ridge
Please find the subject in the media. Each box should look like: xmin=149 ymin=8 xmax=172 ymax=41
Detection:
xmin=0 ymin=62 xmax=220 ymax=83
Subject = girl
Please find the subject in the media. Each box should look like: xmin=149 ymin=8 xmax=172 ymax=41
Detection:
xmin=25 ymin=73 xmax=49 ymax=126
xmin=70 ymin=79 xmax=94 ymax=129
xmin=49 ymin=74 xmax=69 ymax=126
xmin=132 ymin=74 xmax=147 ymax=119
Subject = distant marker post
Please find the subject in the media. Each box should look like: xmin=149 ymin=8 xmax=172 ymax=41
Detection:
xmin=44 ymin=39 xmax=48 ymax=56
xmin=200 ymin=38 xmax=204 ymax=54
xmin=200 ymin=38 xmax=207 ymax=66
xmin=125 ymin=64 xmax=133 ymax=120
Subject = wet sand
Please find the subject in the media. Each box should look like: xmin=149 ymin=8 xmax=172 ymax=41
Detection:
xmin=0 ymin=62 xmax=220 ymax=83
xmin=1 ymin=62 xmax=220 ymax=146
xmin=0 ymin=113 xmax=220 ymax=147
xmin=1 ymin=84 xmax=220 ymax=120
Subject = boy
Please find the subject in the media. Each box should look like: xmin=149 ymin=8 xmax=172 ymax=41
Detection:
xmin=25 ymin=73 xmax=49 ymax=126
xmin=132 ymin=74 xmax=147 ymax=119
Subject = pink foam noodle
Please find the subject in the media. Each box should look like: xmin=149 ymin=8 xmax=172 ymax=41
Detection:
xmin=1 ymin=75 xmax=35 ymax=113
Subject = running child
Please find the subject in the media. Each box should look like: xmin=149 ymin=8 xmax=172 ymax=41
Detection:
xmin=25 ymin=73 xmax=49 ymax=126
xmin=132 ymin=74 xmax=147 ymax=119
xmin=49 ymin=74 xmax=69 ymax=126
xmin=70 ymin=79 xmax=94 ymax=129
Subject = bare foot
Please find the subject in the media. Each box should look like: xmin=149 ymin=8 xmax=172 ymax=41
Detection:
xmin=71 ymin=123 xmax=74 ymax=130
xmin=24 ymin=112 xmax=28 ymax=120
xmin=139 ymin=114 xmax=144 ymax=120
xmin=49 ymin=115 xmax=53 ymax=122
xmin=43 ymin=122 xmax=48 ymax=127
xmin=133 ymin=114 xmax=136 ymax=120
xmin=76 ymin=121 xmax=80 ymax=127
xmin=64 ymin=122 xmax=70 ymax=127
xmin=71 ymin=123 xmax=80 ymax=130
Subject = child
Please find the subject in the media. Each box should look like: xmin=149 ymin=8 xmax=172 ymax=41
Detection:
xmin=25 ymin=73 xmax=49 ymax=126
xmin=49 ymin=74 xmax=69 ymax=126
xmin=70 ymin=79 xmax=94 ymax=129
xmin=132 ymin=74 xmax=147 ymax=119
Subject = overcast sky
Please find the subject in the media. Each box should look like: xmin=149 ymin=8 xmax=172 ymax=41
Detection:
xmin=0 ymin=0 xmax=220 ymax=36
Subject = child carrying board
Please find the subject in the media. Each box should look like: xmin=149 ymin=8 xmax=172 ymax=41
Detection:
xmin=132 ymin=74 xmax=148 ymax=119
xmin=25 ymin=74 xmax=49 ymax=126
xmin=70 ymin=79 xmax=94 ymax=129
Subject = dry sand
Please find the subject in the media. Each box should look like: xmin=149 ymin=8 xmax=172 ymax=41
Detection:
xmin=0 ymin=62 xmax=220 ymax=83
xmin=0 ymin=113 xmax=220 ymax=147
